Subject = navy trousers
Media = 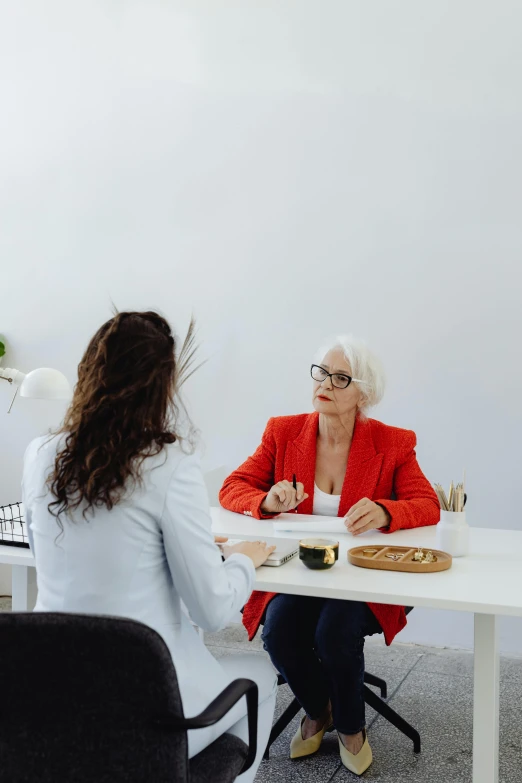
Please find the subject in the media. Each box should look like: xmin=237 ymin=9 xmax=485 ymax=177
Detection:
xmin=262 ymin=594 xmax=383 ymax=734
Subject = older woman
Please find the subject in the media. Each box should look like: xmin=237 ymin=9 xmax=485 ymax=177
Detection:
xmin=219 ymin=335 xmax=439 ymax=776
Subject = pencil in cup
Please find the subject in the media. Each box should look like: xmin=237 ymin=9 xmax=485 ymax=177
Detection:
xmin=434 ymin=482 xmax=467 ymax=512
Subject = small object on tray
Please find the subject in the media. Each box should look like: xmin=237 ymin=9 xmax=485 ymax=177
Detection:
xmin=412 ymin=547 xmax=437 ymax=563
xmin=348 ymin=545 xmax=452 ymax=573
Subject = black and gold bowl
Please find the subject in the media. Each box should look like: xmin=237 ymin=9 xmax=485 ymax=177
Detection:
xmin=299 ymin=538 xmax=339 ymax=570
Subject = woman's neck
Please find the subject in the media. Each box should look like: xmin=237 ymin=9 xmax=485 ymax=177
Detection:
xmin=317 ymin=411 xmax=357 ymax=450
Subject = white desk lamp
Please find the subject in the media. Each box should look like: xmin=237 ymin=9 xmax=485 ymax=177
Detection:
xmin=0 ymin=366 xmax=71 ymax=413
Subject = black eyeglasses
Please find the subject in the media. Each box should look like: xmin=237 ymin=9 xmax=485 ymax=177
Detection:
xmin=310 ymin=364 xmax=366 ymax=389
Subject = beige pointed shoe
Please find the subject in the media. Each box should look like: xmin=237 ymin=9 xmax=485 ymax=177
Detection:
xmin=338 ymin=729 xmax=373 ymax=775
xmin=290 ymin=713 xmax=333 ymax=759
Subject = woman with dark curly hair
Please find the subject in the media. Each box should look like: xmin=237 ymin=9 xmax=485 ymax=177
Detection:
xmin=22 ymin=311 xmax=277 ymax=781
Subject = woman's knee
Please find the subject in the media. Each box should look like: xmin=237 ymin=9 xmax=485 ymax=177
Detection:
xmin=248 ymin=656 xmax=278 ymax=702
xmin=220 ymin=653 xmax=277 ymax=702
xmin=261 ymin=595 xmax=305 ymax=658
xmin=314 ymin=600 xmax=368 ymax=658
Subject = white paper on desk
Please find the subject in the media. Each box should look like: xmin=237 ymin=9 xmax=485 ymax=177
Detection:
xmin=273 ymin=514 xmax=346 ymax=534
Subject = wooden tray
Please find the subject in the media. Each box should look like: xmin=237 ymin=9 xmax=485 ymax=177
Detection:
xmin=348 ymin=545 xmax=452 ymax=573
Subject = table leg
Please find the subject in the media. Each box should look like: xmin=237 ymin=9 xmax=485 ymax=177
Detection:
xmin=11 ymin=565 xmax=30 ymax=611
xmin=473 ymin=613 xmax=499 ymax=783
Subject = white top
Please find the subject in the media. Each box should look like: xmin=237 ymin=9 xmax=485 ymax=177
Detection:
xmin=313 ymin=483 xmax=341 ymax=517
xmin=21 ymin=436 xmax=255 ymax=734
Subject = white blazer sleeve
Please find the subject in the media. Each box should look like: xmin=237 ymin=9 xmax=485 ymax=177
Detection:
xmin=160 ymin=452 xmax=255 ymax=633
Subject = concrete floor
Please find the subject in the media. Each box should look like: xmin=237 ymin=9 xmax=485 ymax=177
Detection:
xmin=205 ymin=624 xmax=522 ymax=783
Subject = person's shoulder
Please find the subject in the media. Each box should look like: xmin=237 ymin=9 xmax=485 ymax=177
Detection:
xmin=22 ymin=435 xmax=62 ymax=496
xmin=23 ymin=434 xmax=60 ymax=465
xmin=367 ymin=418 xmax=417 ymax=450
xmin=146 ymin=439 xmax=192 ymax=470
xmin=264 ymin=413 xmax=315 ymax=438
xmin=145 ymin=440 xmax=202 ymax=485
xmin=137 ymin=442 xmax=202 ymax=503
xmin=25 ymin=434 xmax=49 ymax=453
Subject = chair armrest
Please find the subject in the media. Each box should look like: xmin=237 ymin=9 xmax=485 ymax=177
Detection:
xmin=160 ymin=678 xmax=258 ymax=775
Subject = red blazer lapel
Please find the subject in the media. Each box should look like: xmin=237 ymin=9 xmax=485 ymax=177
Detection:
xmin=339 ymin=417 xmax=384 ymax=517
xmin=284 ymin=413 xmax=319 ymax=515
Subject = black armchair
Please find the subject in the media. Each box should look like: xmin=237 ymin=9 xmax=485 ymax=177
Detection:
xmin=0 ymin=612 xmax=257 ymax=783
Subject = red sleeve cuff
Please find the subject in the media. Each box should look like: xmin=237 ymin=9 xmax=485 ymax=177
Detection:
xmin=253 ymin=494 xmax=279 ymax=520
xmin=375 ymin=500 xmax=400 ymax=533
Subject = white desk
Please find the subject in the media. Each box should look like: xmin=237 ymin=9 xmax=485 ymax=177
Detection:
xmin=212 ymin=507 xmax=522 ymax=783
xmin=3 ymin=510 xmax=520 ymax=783
xmin=0 ymin=544 xmax=35 ymax=611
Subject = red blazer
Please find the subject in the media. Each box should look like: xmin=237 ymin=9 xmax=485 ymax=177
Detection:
xmin=219 ymin=413 xmax=440 ymax=646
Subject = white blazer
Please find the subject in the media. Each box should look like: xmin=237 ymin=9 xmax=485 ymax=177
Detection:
xmin=22 ymin=436 xmax=255 ymax=725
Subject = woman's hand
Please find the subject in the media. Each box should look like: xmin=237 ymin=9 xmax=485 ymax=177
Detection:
xmin=260 ymin=480 xmax=309 ymax=514
xmin=223 ymin=540 xmax=277 ymax=568
xmin=214 ymin=536 xmax=228 ymax=544
xmin=345 ymin=498 xmax=391 ymax=535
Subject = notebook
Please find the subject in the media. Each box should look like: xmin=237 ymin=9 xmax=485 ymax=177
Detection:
xmin=273 ymin=513 xmax=346 ymax=534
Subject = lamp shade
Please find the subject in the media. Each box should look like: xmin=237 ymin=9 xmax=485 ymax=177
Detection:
xmin=20 ymin=368 xmax=71 ymax=400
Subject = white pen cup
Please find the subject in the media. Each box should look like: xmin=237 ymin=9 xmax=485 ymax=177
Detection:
xmin=436 ymin=510 xmax=469 ymax=557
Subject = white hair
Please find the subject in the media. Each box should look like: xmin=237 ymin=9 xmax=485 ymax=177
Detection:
xmin=314 ymin=334 xmax=386 ymax=415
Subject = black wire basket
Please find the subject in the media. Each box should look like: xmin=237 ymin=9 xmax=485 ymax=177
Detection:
xmin=0 ymin=502 xmax=30 ymax=548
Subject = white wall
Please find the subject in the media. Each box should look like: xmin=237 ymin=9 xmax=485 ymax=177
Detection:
xmin=1 ymin=0 xmax=522 ymax=651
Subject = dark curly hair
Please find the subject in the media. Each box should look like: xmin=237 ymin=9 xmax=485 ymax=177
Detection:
xmin=48 ymin=311 xmax=199 ymax=522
